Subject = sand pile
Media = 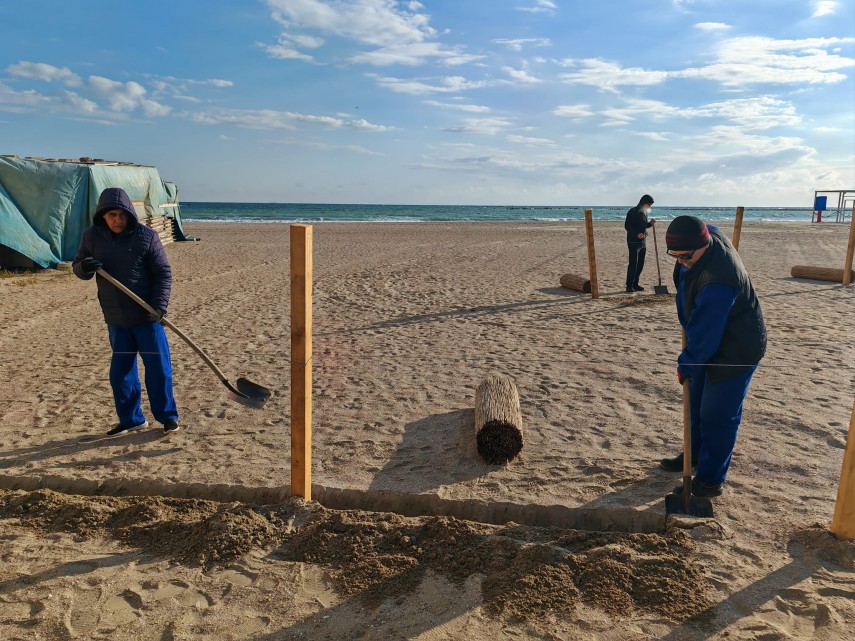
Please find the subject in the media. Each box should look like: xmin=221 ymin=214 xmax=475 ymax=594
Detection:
xmin=1 ymin=488 xmax=712 ymax=622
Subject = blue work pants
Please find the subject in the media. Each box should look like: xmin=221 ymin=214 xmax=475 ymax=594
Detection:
xmin=107 ymin=323 xmax=178 ymax=426
xmin=688 ymin=366 xmax=757 ymax=485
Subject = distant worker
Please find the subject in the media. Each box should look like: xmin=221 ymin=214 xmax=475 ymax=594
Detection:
xmin=623 ymin=194 xmax=656 ymax=292
xmin=72 ymin=187 xmax=180 ymax=436
xmin=660 ymin=215 xmax=766 ymax=497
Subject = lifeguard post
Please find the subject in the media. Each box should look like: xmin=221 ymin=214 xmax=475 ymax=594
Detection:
xmin=813 ymin=189 xmax=855 ymax=223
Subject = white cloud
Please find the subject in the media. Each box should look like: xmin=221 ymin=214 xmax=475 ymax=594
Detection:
xmin=6 ymin=61 xmax=81 ymax=86
xmin=559 ymin=59 xmax=669 ymax=91
xmin=679 ymin=36 xmax=855 ymax=86
xmin=271 ymin=139 xmax=382 ymax=155
xmin=502 ymin=66 xmax=541 ymax=83
xmin=812 ymin=1 xmax=839 ymax=17
xmin=424 ymin=99 xmax=490 ymax=112
xmin=351 ymin=42 xmax=483 ymax=66
xmin=368 ymin=73 xmax=491 ymax=95
xmin=635 ymin=132 xmax=670 ymax=141
xmin=263 ymin=0 xmax=472 ymax=66
xmin=694 ymin=22 xmax=730 ymax=31
xmin=507 ymin=134 xmax=555 ymax=146
xmin=681 ymin=96 xmax=801 ymax=129
xmin=515 ymin=0 xmax=557 ymax=14
xmin=493 ymin=38 xmax=551 ymax=52
xmin=552 ymin=105 xmax=594 ymax=118
xmin=185 ymin=107 xmax=394 ymax=131
xmin=443 ymin=117 xmax=513 ymax=135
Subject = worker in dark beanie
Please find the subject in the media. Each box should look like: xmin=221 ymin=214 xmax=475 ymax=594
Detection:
xmin=660 ymin=215 xmax=766 ymax=497
xmin=623 ymin=194 xmax=656 ymax=292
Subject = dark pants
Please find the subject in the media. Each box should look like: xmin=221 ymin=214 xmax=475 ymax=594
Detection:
xmin=626 ymin=242 xmax=646 ymax=288
xmin=108 ymin=323 xmax=179 ymax=426
xmin=688 ymin=366 xmax=757 ymax=485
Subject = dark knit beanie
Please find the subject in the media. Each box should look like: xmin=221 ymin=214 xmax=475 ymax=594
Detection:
xmin=665 ymin=215 xmax=710 ymax=251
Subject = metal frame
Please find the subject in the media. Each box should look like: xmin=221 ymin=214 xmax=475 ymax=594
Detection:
xmin=813 ymin=189 xmax=855 ymax=223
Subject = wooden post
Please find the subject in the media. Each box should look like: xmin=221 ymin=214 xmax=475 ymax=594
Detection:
xmin=732 ymin=206 xmax=744 ymax=251
xmin=831 ymin=396 xmax=855 ymax=540
xmin=843 ymin=205 xmax=855 ymax=286
xmin=290 ymin=224 xmax=313 ymax=500
xmin=584 ymin=209 xmax=599 ymax=299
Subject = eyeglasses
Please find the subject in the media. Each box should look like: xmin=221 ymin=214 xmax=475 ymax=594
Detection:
xmin=666 ymin=248 xmax=696 ymax=261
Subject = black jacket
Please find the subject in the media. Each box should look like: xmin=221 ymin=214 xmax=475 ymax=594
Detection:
xmin=674 ymin=228 xmax=766 ymax=381
xmin=624 ymin=196 xmax=653 ymax=244
xmin=73 ymin=189 xmax=172 ymax=327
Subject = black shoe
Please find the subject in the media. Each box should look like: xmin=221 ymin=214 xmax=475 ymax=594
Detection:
xmin=672 ymin=478 xmax=723 ymax=498
xmin=163 ymin=419 xmax=180 ymax=434
xmin=659 ymin=452 xmax=698 ymax=472
xmin=632 ymin=285 xmax=645 ymax=291
xmin=625 ymin=287 xmax=635 ymax=293
xmin=106 ymin=420 xmax=148 ymax=437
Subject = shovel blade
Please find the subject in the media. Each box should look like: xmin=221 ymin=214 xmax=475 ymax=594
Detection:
xmin=654 ymin=285 xmax=670 ymax=295
xmin=226 ymin=377 xmax=273 ymax=409
xmin=665 ymin=491 xmax=714 ymax=518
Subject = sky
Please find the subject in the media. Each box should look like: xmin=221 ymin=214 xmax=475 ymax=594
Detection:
xmin=0 ymin=0 xmax=853 ymax=206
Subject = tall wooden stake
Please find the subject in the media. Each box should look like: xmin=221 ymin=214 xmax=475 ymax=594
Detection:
xmin=732 ymin=206 xmax=744 ymax=251
xmin=584 ymin=209 xmax=599 ymax=299
xmin=843 ymin=205 xmax=855 ymax=286
xmin=831 ymin=396 xmax=855 ymax=540
xmin=290 ymin=224 xmax=313 ymax=500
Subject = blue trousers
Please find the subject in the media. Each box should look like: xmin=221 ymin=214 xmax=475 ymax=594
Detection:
xmin=108 ymin=323 xmax=178 ymax=426
xmin=688 ymin=366 xmax=757 ymax=485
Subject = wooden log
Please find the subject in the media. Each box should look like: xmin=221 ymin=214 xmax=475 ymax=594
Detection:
xmin=559 ymin=272 xmax=592 ymax=293
xmin=290 ymin=224 xmax=313 ymax=500
xmin=791 ymin=265 xmax=855 ymax=283
xmin=844 ymin=205 xmax=855 ymax=286
xmin=475 ymin=374 xmax=524 ymax=464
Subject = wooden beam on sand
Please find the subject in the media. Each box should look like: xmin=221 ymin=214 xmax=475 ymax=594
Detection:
xmin=290 ymin=224 xmax=313 ymax=500
xmin=790 ymin=265 xmax=855 ymax=283
xmin=584 ymin=209 xmax=599 ymax=299
xmin=843 ymin=205 xmax=855 ymax=286
xmin=831 ymin=396 xmax=855 ymax=540
xmin=732 ymin=206 xmax=744 ymax=251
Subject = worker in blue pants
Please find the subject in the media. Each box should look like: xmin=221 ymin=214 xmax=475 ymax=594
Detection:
xmin=108 ymin=324 xmax=178 ymax=428
xmin=686 ymin=365 xmax=757 ymax=487
xmin=659 ymin=216 xmax=767 ymax=497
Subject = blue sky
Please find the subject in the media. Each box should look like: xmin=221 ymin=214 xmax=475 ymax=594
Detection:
xmin=1 ymin=0 xmax=853 ymax=206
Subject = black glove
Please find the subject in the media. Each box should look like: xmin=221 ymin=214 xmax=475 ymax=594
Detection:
xmin=81 ymin=257 xmax=102 ymax=275
xmin=147 ymin=309 xmax=166 ymax=324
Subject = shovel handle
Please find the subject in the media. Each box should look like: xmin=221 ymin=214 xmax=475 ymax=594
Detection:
xmin=653 ymin=224 xmax=664 ymax=286
xmin=95 ymin=268 xmax=231 ymax=384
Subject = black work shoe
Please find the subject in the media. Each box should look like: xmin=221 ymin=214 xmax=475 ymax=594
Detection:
xmin=632 ymin=285 xmax=645 ymax=291
xmin=659 ymin=452 xmax=699 ymax=472
xmin=625 ymin=287 xmax=635 ymax=293
xmin=106 ymin=420 xmax=148 ymax=437
xmin=672 ymin=478 xmax=723 ymax=498
xmin=163 ymin=419 xmax=180 ymax=434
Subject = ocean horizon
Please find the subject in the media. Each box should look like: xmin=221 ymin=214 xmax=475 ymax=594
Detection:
xmin=180 ymin=202 xmax=820 ymax=224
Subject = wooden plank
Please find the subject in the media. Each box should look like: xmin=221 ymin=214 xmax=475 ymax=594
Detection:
xmin=843 ymin=205 xmax=855 ymax=286
xmin=732 ymin=206 xmax=744 ymax=251
xmin=831 ymin=396 xmax=855 ymax=540
xmin=584 ymin=209 xmax=599 ymax=299
xmin=290 ymin=224 xmax=313 ymax=500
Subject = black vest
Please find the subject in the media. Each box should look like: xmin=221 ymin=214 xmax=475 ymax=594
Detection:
xmin=673 ymin=229 xmax=767 ymax=381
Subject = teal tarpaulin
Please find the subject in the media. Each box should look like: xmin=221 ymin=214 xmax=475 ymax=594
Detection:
xmin=0 ymin=157 xmax=188 ymax=268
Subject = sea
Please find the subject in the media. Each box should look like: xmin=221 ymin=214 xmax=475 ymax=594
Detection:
xmin=180 ymin=202 xmax=815 ymax=224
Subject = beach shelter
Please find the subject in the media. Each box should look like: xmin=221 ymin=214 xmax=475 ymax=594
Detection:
xmin=0 ymin=155 xmax=191 ymax=269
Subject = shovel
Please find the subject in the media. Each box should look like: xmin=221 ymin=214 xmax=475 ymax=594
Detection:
xmin=96 ymin=269 xmax=272 ymax=409
xmin=651 ymin=225 xmax=670 ymax=295
xmin=665 ymin=379 xmax=714 ymax=518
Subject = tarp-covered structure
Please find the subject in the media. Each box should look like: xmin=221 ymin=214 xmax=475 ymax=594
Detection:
xmin=0 ymin=155 xmax=191 ymax=269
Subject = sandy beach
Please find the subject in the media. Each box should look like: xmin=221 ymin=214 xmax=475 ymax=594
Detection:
xmin=1 ymin=219 xmax=854 ymax=639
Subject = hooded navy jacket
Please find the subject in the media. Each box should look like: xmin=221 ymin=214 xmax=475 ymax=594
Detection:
xmin=73 ymin=188 xmax=172 ymax=327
